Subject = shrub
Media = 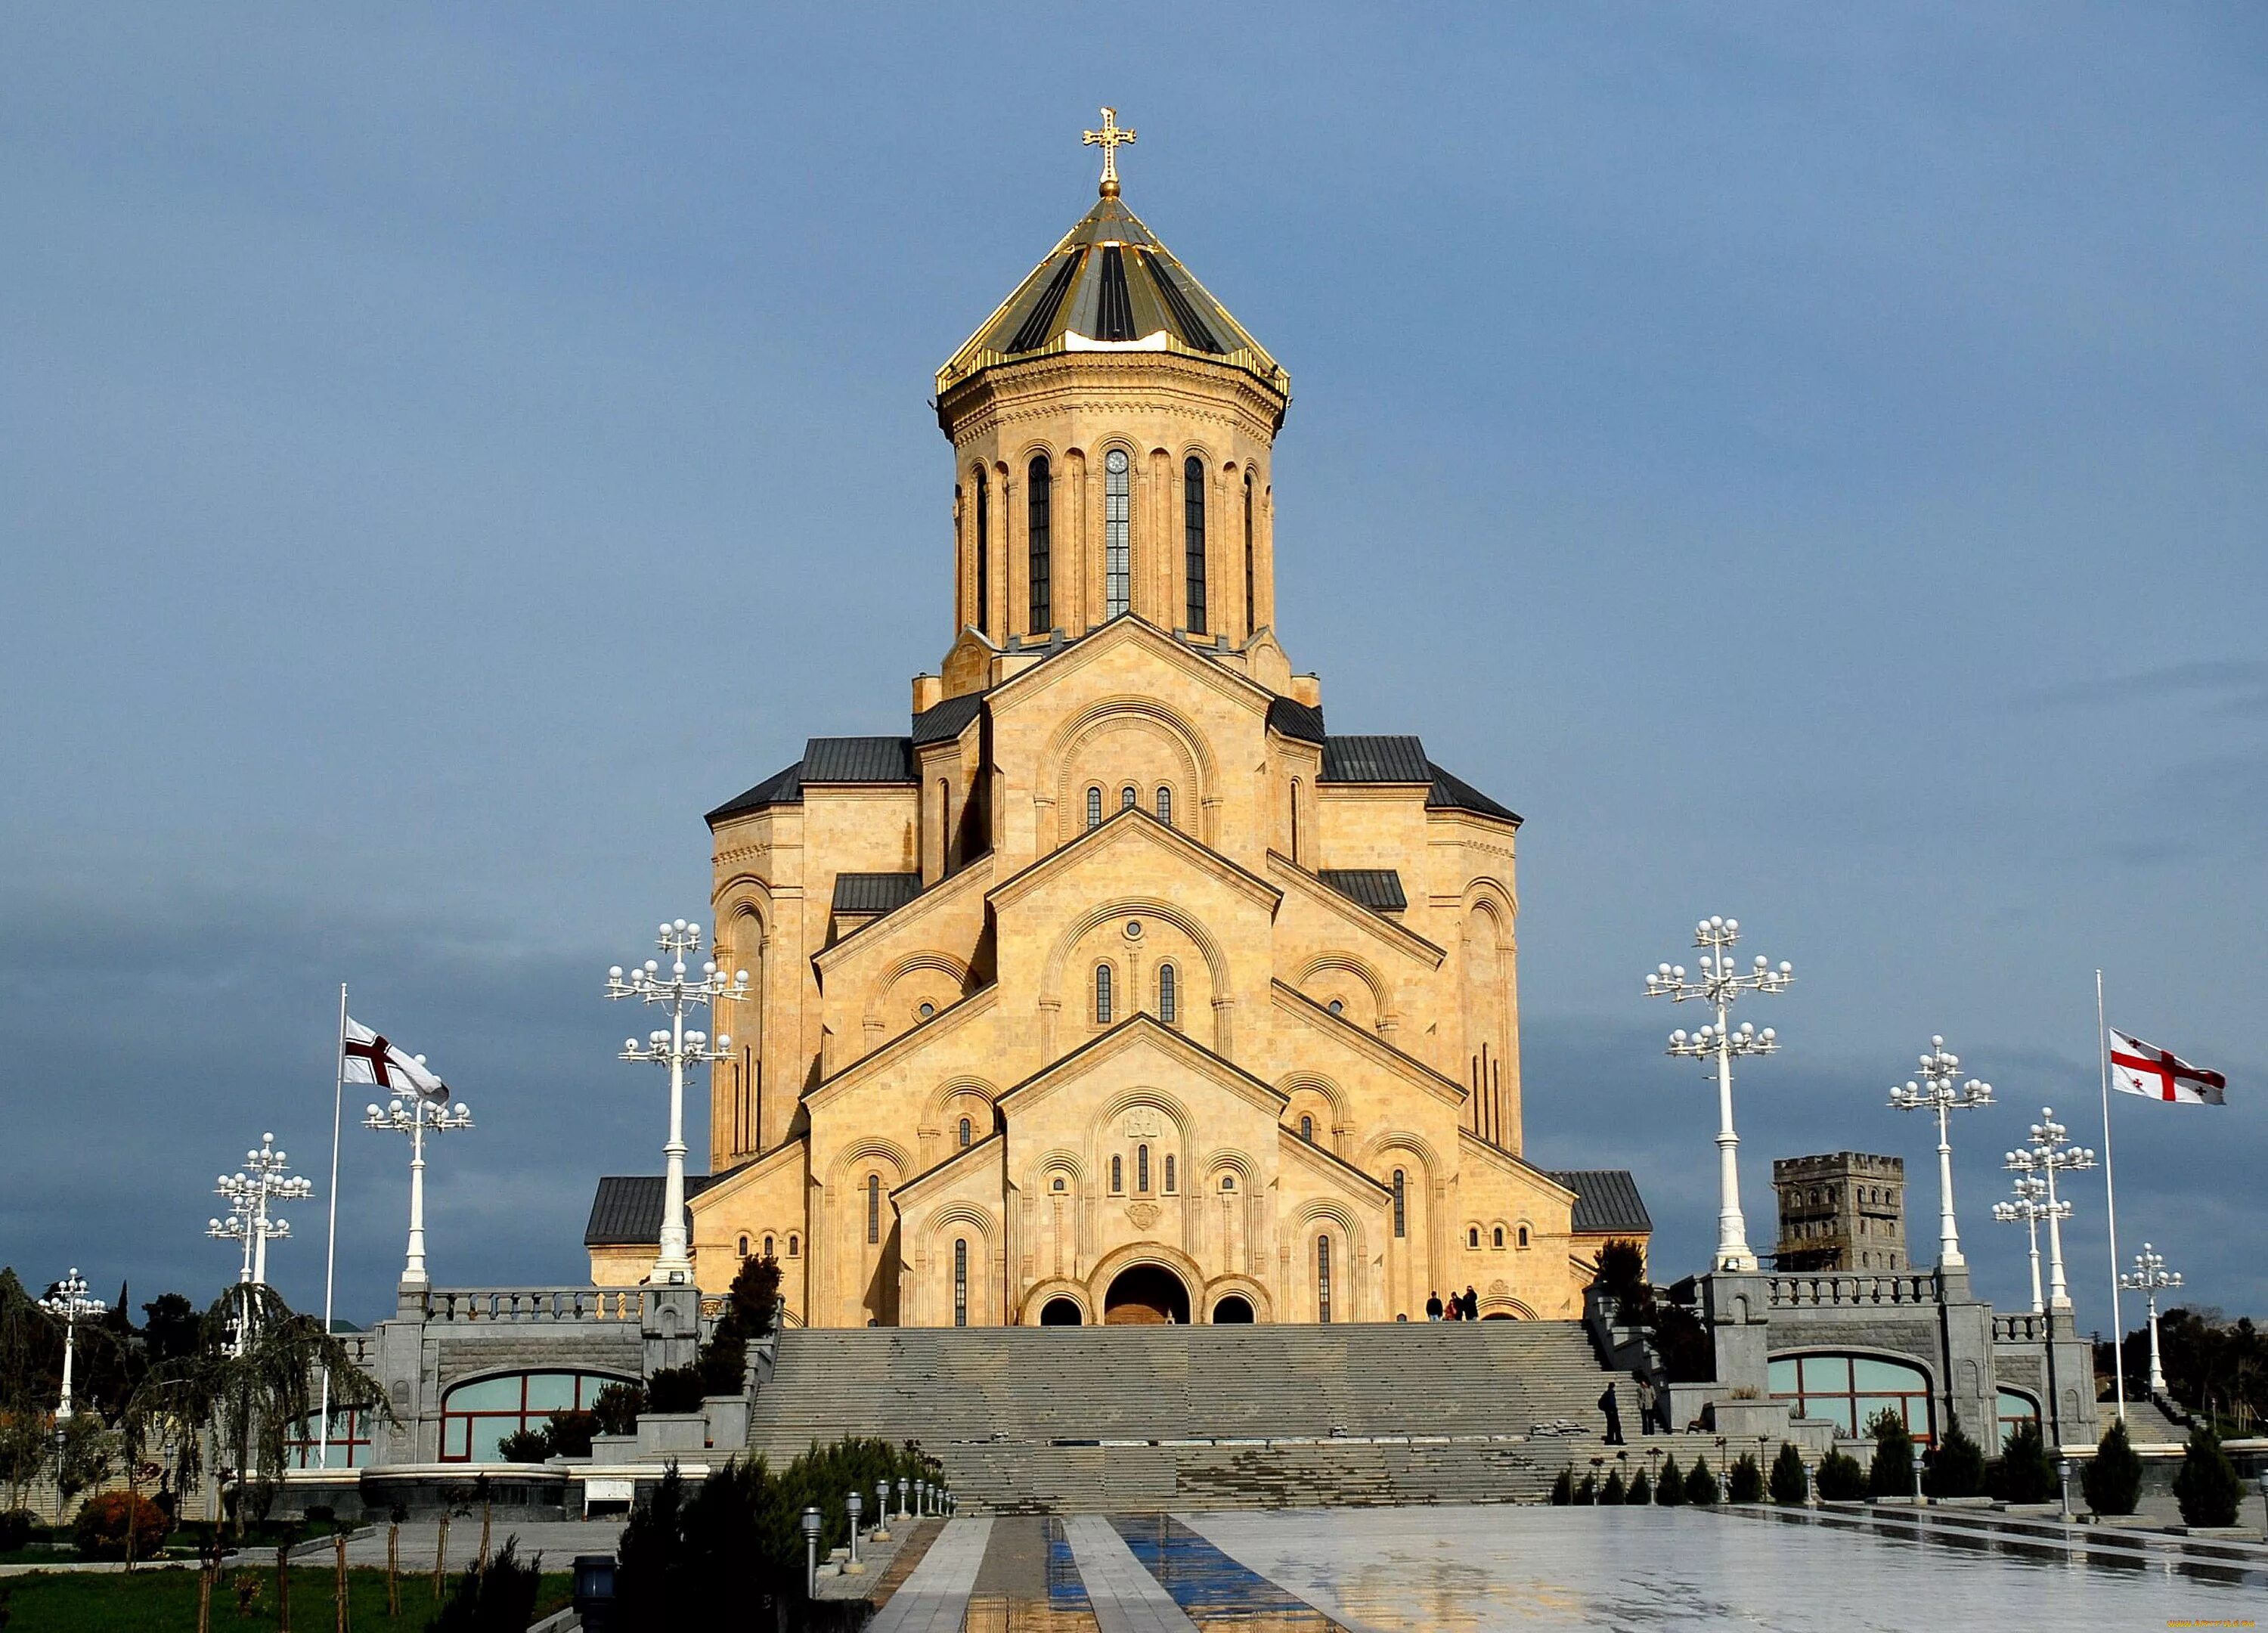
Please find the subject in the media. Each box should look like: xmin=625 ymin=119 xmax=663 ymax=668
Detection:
xmin=1685 ymin=1457 xmax=1718 ymax=1506
xmin=1768 ymin=1443 xmax=1808 ymax=1505
xmin=2082 ymin=1420 xmax=2143 ymax=1516
xmin=547 ymin=1411 xmax=600 ymax=1460
xmin=1655 ymin=1454 xmax=1684 ymax=1506
xmin=591 ymin=1384 xmax=643 ymax=1438
xmin=429 ymin=1535 xmax=542 ymax=1633
xmin=1592 ymin=1240 xmax=1646 ymax=1296
xmin=1924 ymin=1420 xmax=1984 ymax=1499
xmin=1866 ymin=1410 xmax=1915 ymax=1499
xmin=2173 ymin=1425 xmax=2243 ymax=1528
xmin=2000 ymin=1423 xmax=2057 ymax=1504
xmin=1600 ymin=1470 xmax=1625 ymax=1504
xmin=1625 ymin=1470 xmax=1650 ymax=1504
xmin=1727 ymin=1453 xmax=1765 ymax=1504
xmin=1572 ymin=1474 xmax=1596 ymax=1505
xmin=71 ymin=1491 xmax=172 ymax=1560
xmin=1548 ymin=1468 xmax=1573 ymax=1505
xmin=643 ymin=1366 xmax=707 ymax=1415
xmin=496 ymin=1428 xmax=550 ymax=1464
xmin=1815 ymin=1449 xmax=1868 ymax=1501
xmin=0 ymin=1509 xmax=34 ymax=1551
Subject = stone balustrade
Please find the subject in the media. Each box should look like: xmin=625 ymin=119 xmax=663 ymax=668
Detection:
xmin=1765 ymin=1271 xmax=1941 ymax=1308
xmin=1992 ymin=1311 xmax=2048 ymax=1343
xmin=425 ymin=1286 xmax=646 ymax=1324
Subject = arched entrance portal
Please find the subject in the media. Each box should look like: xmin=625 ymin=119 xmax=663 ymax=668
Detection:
xmin=1103 ymin=1264 xmax=1191 ymax=1325
xmin=1040 ymin=1297 xmax=1083 ymax=1326
xmin=1210 ymin=1295 xmax=1254 ymax=1324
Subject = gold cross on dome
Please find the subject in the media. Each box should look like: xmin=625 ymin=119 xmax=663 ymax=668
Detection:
xmin=1083 ymin=107 xmax=1136 ymax=197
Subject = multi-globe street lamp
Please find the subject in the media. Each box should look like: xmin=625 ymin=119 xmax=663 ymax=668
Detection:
xmin=2004 ymin=1109 xmax=2094 ymax=1312
xmin=208 ymin=1133 xmax=314 ymax=1289
xmin=37 ymin=1270 xmax=106 ymax=1423
xmin=607 ymin=919 xmax=749 ymax=1284
xmin=1887 ymin=1036 xmax=1993 ymax=1269
xmin=365 ymin=1092 xmax=475 ymax=1287
xmin=1990 ymin=1172 xmax=2065 ymax=1315
xmin=1645 ymin=915 xmax=1794 ymax=1272
xmin=2118 ymin=1242 xmax=2183 ymax=1397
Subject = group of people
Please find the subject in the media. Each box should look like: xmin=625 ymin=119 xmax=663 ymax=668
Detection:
xmin=1597 ymin=1370 xmax=1675 ymax=1445
xmin=1424 ymin=1287 xmax=1482 ymax=1320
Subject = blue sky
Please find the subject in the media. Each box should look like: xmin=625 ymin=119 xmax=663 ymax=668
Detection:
xmin=2 ymin=5 xmax=2262 ymax=1334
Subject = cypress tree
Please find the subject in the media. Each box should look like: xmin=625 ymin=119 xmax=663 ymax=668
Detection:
xmin=2083 ymin=1419 xmax=2142 ymax=1516
xmin=1656 ymin=1453 xmax=1685 ymax=1506
xmin=1768 ymin=1442 xmax=1808 ymax=1505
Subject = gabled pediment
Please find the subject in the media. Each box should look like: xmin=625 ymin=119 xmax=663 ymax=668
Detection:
xmin=990 ymin=805 xmax=1280 ymax=916
xmin=686 ymin=1136 xmax=809 ymax=1218
xmin=1270 ymin=981 xmax=1469 ymax=1110
xmin=1266 ymin=853 xmax=1445 ymax=969
xmin=814 ymin=854 xmax=995 ymax=974
xmin=805 ymin=985 xmax=999 ymax=1111
xmin=986 ymin=613 xmax=1276 ymax=723
xmin=1279 ymin=1123 xmax=1393 ymax=1201
xmin=894 ymin=1129 xmax=1005 ymax=1207
xmin=996 ymin=1012 xmax=1288 ymax=1120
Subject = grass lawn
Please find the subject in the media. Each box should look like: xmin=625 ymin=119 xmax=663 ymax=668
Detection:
xmin=0 ymin=1564 xmax=573 ymax=1631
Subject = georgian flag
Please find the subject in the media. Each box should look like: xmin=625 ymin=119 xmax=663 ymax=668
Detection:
xmin=342 ymin=1017 xmax=450 ymax=1105
xmin=2108 ymin=1028 xmax=2227 ymax=1105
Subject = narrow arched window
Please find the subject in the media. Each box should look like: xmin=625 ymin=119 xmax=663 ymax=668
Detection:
xmin=1289 ymin=779 xmax=1301 ymax=861
xmin=1087 ymin=786 xmax=1102 ymax=829
xmin=764 ymin=1234 xmax=775 ymax=1257
xmin=1155 ymin=786 xmax=1172 ymax=826
xmin=974 ymin=467 xmax=990 ymax=636
xmin=1027 ymin=454 xmax=1052 ymax=634
xmin=1164 ymin=1154 xmax=1176 ymax=1193
xmin=1493 ymin=1226 xmax=1505 ymax=1249
xmin=959 ymin=1117 xmax=972 ymax=1148
xmin=1111 ymin=1154 xmax=1124 ymax=1193
xmin=1105 ymin=448 xmax=1131 ymax=617
xmin=867 ymin=1174 xmax=881 ymax=1245
xmin=1467 ymin=1226 xmax=1480 ymax=1249
xmin=788 ymin=1234 xmax=799 ymax=1257
xmin=1517 ymin=1225 xmax=1530 ymax=1249
xmin=1317 ymin=1234 xmax=1333 ymax=1324
xmin=953 ymin=1238 xmax=968 ymax=1328
xmin=937 ymin=778 xmax=951 ymax=875
xmin=1157 ymin=962 xmax=1177 ymax=1026
xmin=1138 ymin=1144 xmax=1151 ymax=1194
xmin=1121 ymin=784 xmax=1137 ymax=811
xmin=1299 ymin=1114 xmax=1314 ymax=1142
xmin=1392 ymin=1170 xmax=1406 ymax=1239
xmin=738 ymin=1234 xmax=750 ymax=1257
xmin=1184 ymin=455 xmax=1207 ymax=634
xmin=1221 ymin=1173 xmax=1236 ymax=1191
xmin=1095 ymin=963 xmax=1113 ymax=1024
xmin=1242 ymin=466 xmax=1256 ymax=637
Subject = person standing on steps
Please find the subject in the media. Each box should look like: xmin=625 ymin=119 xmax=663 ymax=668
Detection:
xmin=1426 ymin=1291 xmax=1443 ymax=1321
xmin=1462 ymin=1286 xmax=1479 ymax=1321
xmin=1634 ymin=1374 xmax=1657 ymax=1437
xmin=1599 ymin=1380 xmax=1625 ymax=1446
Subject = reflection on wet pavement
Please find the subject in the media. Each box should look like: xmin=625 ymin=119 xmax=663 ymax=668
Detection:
xmin=1110 ymin=1515 xmax=1346 ymax=1630
xmin=963 ymin=1517 xmax=1099 ymax=1633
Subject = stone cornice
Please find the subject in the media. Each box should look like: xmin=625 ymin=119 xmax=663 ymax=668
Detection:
xmin=686 ymin=1136 xmax=810 ymax=1215
xmin=1265 ymin=853 xmax=1447 ymax=968
xmin=986 ymin=612 xmax=1276 ymax=723
xmin=813 ymin=855 xmax=994 ymax=975
xmin=996 ymin=1012 xmax=1290 ymax=1120
xmin=1270 ymin=981 xmax=1468 ymax=1109
xmin=893 ymin=1130 xmax=1005 ymax=1206
xmin=804 ymin=985 xmax=1000 ymax=1111
xmin=1278 ymin=1124 xmax=1394 ymax=1201
xmin=987 ymin=804 xmax=1281 ymax=917
xmin=1455 ymin=1129 xmax=1579 ymax=1201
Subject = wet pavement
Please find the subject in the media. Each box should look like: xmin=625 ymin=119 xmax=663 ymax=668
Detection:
xmin=877 ymin=1504 xmax=2264 ymax=1631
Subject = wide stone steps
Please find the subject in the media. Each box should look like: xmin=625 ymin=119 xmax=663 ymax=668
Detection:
xmin=744 ymin=1322 xmax=1715 ymax=1511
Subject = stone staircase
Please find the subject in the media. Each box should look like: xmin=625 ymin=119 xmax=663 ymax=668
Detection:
xmin=745 ymin=1322 xmax=1759 ymax=1512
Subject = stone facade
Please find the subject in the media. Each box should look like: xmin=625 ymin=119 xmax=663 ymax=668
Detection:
xmin=583 ymin=170 xmax=1647 ymax=1328
xmin=1772 ymin=1151 xmax=1907 ymax=1272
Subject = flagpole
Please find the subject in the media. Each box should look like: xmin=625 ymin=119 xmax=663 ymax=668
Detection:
xmin=2096 ymin=968 xmax=2126 ymax=1425
xmin=318 ymin=983 xmax=346 ymax=1469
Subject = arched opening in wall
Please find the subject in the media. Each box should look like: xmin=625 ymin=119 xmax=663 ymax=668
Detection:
xmin=1105 ymin=448 xmax=1131 ymax=617
xmin=1087 ymin=786 xmax=1103 ymax=829
xmin=1242 ymin=466 xmax=1256 ymax=637
xmin=974 ymin=467 xmax=990 ymax=635
xmin=958 ymin=1117 xmax=972 ymax=1148
xmin=1289 ymin=779 xmax=1301 ymax=862
xmin=1184 ymin=454 xmax=1208 ymax=634
xmin=737 ymin=1235 xmax=749 ymax=1257
xmin=1103 ymin=1264 xmax=1190 ymax=1325
xmin=1298 ymin=1114 xmax=1314 ymax=1142
xmin=953 ymin=1238 xmax=969 ymax=1328
xmin=1211 ymin=1295 xmax=1254 ymax=1325
xmin=1028 ymin=454 xmax=1052 ymax=634
xmin=1156 ymin=786 xmax=1172 ymax=826
xmin=1480 ymin=1311 xmax=1517 ymax=1321
xmin=1120 ymin=783 xmax=1137 ymax=811
xmin=1040 ymin=1297 xmax=1083 ymax=1326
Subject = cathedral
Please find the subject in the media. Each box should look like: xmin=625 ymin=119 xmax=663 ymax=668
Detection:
xmin=585 ymin=119 xmax=1649 ymax=1327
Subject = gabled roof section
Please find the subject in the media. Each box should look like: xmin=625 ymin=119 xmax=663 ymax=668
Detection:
xmin=1270 ymin=981 xmax=1466 ymax=1106
xmin=996 ymin=1012 xmax=1289 ymax=1119
xmin=939 ymin=191 xmax=1287 ymax=398
xmin=1266 ymin=856 xmax=1444 ymax=967
xmin=832 ymin=872 xmax=922 ymax=916
xmin=1266 ymin=696 xmax=1327 ymax=744
xmin=912 ymin=691 xmax=985 ymax=745
xmin=707 ymin=760 xmax=803 ymax=823
xmin=1543 ymin=1169 xmax=1653 ymax=1235
xmin=990 ymin=804 xmax=1281 ymax=916
xmin=1318 ymin=868 xmax=1408 ymax=914
xmin=1321 ymin=735 xmax=1431 ymax=784
xmin=986 ymin=612 xmax=1277 ymax=720
xmin=1279 ymin=1124 xmax=1393 ymax=1200
xmin=584 ymin=1174 xmax=718 ymax=1247
xmin=894 ymin=1129 xmax=1005 ymax=1207
xmin=802 ymin=736 xmax=916 ymax=784
xmin=1427 ymin=761 xmax=1523 ymax=826
xmin=805 ymin=985 xmax=999 ymax=1109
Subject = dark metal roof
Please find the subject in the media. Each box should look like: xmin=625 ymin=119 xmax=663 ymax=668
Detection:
xmin=1318 ymin=868 xmax=1408 ymax=913
xmin=1321 ymin=735 xmax=1432 ymax=784
xmin=911 ymin=692 xmax=985 ymax=745
xmin=1544 ymin=1170 xmax=1653 ymax=1235
xmin=1425 ymin=761 xmax=1523 ymax=824
xmin=801 ymin=736 xmax=915 ymax=783
xmin=706 ymin=760 xmax=803 ymax=823
xmin=832 ymin=872 xmax=922 ymax=916
xmin=1266 ymin=696 xmax=1328 ymax=744
xmin=584 ymin=1174 xmax=718 ymax=1247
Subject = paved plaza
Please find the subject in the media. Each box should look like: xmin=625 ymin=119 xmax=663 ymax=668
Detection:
xmin=874 ymin=1506 xmax=2263 ymax=1632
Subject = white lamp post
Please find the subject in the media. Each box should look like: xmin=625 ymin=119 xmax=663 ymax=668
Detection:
xmin=38 ymin=1270 xmax=106 ymax=1423
xmin=1645 ymin=915 xmax=1794 ymax=1272
xmin=209 ymin=1133 xmax=313 ymax=1288
xmin=1888 ymin=1036 xmax=1993 ymax=1269
xmin=365 ymin=1092 xmax=475 ymax=1287
xmin=1990 ymin=1173 xmax=2064 ymax=1315
xmin=2118 ymin=1242 xmax=2183 ymax=1397
xmin=607 ymin=919 xmax=748 ymax=1285
xmin=2004 ymin=1108 xmax=2094 ymax=1312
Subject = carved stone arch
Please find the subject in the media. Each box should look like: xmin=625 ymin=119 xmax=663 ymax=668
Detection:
xmin=922 ymin=1074 xmax=999 ymax=1131
xmin=1023 ymin=1147 xmax=1091 ymax=1194
xmin=828 ymin=1138 xmax=914 ymax=1190
xmin=1277 ymin=1072 xmax=1349 ymax=1142
xmin=1089 ymin=1086 xmax=1195 ymax=1148
xmin=1203 ymin=1148 xmax=1259 ymax=1185
xmin=1199 ymin=1272 xmax=1274 ymax=1323
xmin=864 ymin=951 xmax=973 ymax=1039
xmin=1479 ymin=1295 xmax=1538 ymax=1319
xmin=1356 ymin=1129 xmax=1445 ymax=1176
xmin=921 ymin=1203 xmax=998 ymax=1326
xmin=1046 ymin=698 xmax=1214 ymax=846
xmin=1040 ymin=897 xmax=1235 ymax=1051
xmin=1086 ymin=1238 xmax=1206 ymax=1297
xmin=1018 ymin=1277 xmax=1094 ymax=1325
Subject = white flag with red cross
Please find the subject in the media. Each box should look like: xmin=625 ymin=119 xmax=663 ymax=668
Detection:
xmin=2107 ymin=1028 xmax=2227 ymax=1105
xmin=342 ymin=1017 xmax=450 ymax=1104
